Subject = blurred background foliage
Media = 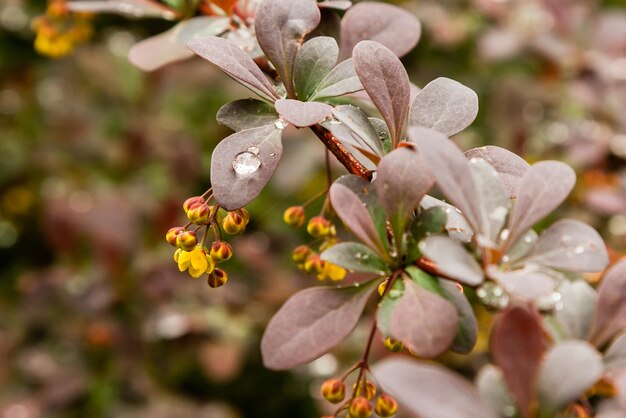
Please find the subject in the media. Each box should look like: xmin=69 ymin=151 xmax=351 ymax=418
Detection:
xmin=0 ymin=0 xmax=625 ymax=417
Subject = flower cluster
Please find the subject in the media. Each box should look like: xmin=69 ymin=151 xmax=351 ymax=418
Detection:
xmin=166 ymin=191 xmax=248 ymax=288
xmin=319 ymin=374 xmax=398 ymax=418
xmin=32 ymin=1 xmax=93 ymax=58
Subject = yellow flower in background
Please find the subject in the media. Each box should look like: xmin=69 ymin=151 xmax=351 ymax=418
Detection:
xmin=32 ymin=1 xmax=93 ymax=58
xmin=177 ymin=246 xmax=215 ymax=278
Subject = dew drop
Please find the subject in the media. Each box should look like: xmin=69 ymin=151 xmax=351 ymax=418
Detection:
xmin=501 ymin=255 xmax=510 ymax=263
xmin=500 ymin=229 xmax=510 ymax=241
xmin=477 ymin=281 xmax=509 ymax=310
xmin=489 ymin=206 xmax=508 ymax=222
xmin=524 ymin=235 xmax=534 ymax=244
xmin=573 ymin=245 xmax=585 ymax=255
xmin=269 ymin=153 xmax=276 ymax=157
xmin=274 ymin=118 xmax=288 ymax=130
xmin=247 ymin=146 xmax=259 ymax=155
xmin=329 ymin=117 xmax=342 ymax=125
xmin=232 ymin=150 xmax=261 ymax=176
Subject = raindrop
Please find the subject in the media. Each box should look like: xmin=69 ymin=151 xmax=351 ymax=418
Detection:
xmin=489 ymin=206 xmax=508 ymax=222
xmin=501 ymin=255 xmax=510 ymax=263
xmin=232 ymin=150 xmax=261 ymax=176
xmin=247 ymin=146 xmax=260 ymax=155
xmin=523 ymin=235 xmax=534 ymax=244
xmin=476 ymin=281 xmax=510 ymax=310
xmin=499 ymin=229 xmax=510 ymax=241
xmin=269 ymin=153 xmax=276 ymax=157
xmin=573 ymin=245 xmax=585 ymax=255
xmin=274 ymin=118 xmax=288 ymax=130
xmin=329 ymin=117 xmax=342 ymax=125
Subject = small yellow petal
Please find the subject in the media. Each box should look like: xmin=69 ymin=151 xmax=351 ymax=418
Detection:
xmin=190 ymin=249 xmax=208 ymax=272
xmin=178 ymin=251 xmax=192 ymax=271
xmin=205 ymin=256 xmax=215 ymax=274
xmin=328 ymin=264 xmax=346 ymax=281
xmin=188 ymin=266 xmax=204 ymax=278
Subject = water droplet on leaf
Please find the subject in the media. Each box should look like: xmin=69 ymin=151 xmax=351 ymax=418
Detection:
xmin=274 ymin=118 xmax=288 ymax=130
xmin=232 ymin=151 xmax=261 ymax=176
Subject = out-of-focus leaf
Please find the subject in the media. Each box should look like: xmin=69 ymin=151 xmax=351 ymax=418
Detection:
xmin=216 ymin=99 xmax=278 ymax=132
xmin=505 ymin=161 xmax=576 ymax=250
xmin=369 ymin=117 xmax=392 ymax=153
xmin=317 ymin=0 xmax=352 ymax=10
xmin=465 ymin=146 xmax=530 ymax=198
xmin=274 ymin=99 xmax=332 ymax=127
xmin=419 ymin=235 xmax=484 ymax=286
xmin=408 ymin=77 xmax=478 ymax=137
xmin=420 ymin=195 xmax=474 ymax=243
xmin=187 ymin=36 xmax=280 ymax=102
xmin=320 ymin=242 xmax=388 ymax=275
xmin=519 ymin=219 xmax=608 ymax=272
xmin=330 ymin=183 xmax=387 ymax=257
xmin=553 ymin=280 xmax=597 ymax=340
xmin=128 ymin=17 xmax=230 ymax=71
xmin=310 ymin=58 xmax=363 ymax=100
xmin=374 ymin=358 xmax=498 ymax=418
xmin=476 ymin=365 xmax=516 ymax=417
xmin=411 ymin=127 xmax=482 ymax=235
xmin=332 ymin=105 xmax=383 ymax=156
xmin=440 ymin=281 xmax=478 ymax=354
xmin=377 ymin=147 xmax=434 ymax=240
xmin=254 ymin=0 xmax=321 ymax=98
xmin=339 ymin=2 xmax=421 ymax=60
xmin=67 ymin=0 xmax=177 ymax=19
xmin=490 ymin=304 xmax=546 ymax=418
xmin=353 ymin=41 xmax=410 ymax=146
xmin=537 ymin=341 xmax=603 ymax=415
xmin=506 ymin=230 xmax=538 ymax=263
xmin=604 ymin=333 xmax=626 ymax=370
xmin=589 ymin=259 xmax=626 ymax=347
xmin=293 ymin=36 xmax=338 ymax=101
xmin=468 ymin=158 xmax=509 ymax=247
xmin=210 ymin=124 xmax=283 ymax=210
xmin=390 ymin=277 xmax=458 ymax=358
xmin=261 ymin=280 xmax=377 ymax=370
xmin=487 ymin=266 xmax=557 ymax=301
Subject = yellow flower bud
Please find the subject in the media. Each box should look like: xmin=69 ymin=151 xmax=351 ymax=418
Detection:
xmin=207 ymin=268 xmax=228 ymax=288
xmin=349 ymin=397 xmax=372 ymax=418
xmin=375 ymin=394 xmax=398 ymax=417
xmin=306 ymin=216 xmax=330 ymax=238
xmin=304 ymin=254 xmax=325 ymax=275
xmin=353 ymin=380 xmax=376 ymax=400
xmin=187 ymin=203 xmax=211 ymax=224
xmin=176 ymin=231 xmax=197 ymax=251
xmin=283 ymin=206 xmax=306 ymax=227
xmin=291 ymin=245 xmax=311 ymax=264
xmin=210 ymin=241 xmax=233 ymax=262
xmin=320 ymin=379 xmax=345 ymax=404
xmin=222 ymin=211 xmax=246 ymax=234
xmin=383 ymin=338 xmax=404 ymax=352
xmin=166 ymin=227 xmax=184 ymax=247
xmin=378 ymin=280 xmax=388 ymax=296
xmin=183 ymin=196 xmax=204 ymax=213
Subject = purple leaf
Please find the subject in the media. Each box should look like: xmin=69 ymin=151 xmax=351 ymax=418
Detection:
xmin=353 ymin=41 xmax=411 ymax=147
xmin=330 ymin=105 xmax=383 ymax=157
xmin=67 ymin=0 xmax=177 ymax=19
xmin=320 ymin=242 xmax=387 ymax=275
xmin=254 ymin=0 xmax=321 ymax=98
xmin=377 ymin=146 xmax=434 ymax=237
xmin=420 ymin=195 xmax=474 ymax=243
xmin=487 ymin=266 xmax=557 ymax=301
xmin=330 ymin=183 xmax=386 ymax=257
xmin=309 ymin=58 xmax=362 ymax=100
xmin=261 ymin=280 xmax=377 ymax=370
xmin=419 ymin=236 xmax=484 ymax=286
xmin=128 ymin=17 xmax=230 ymax=72
xmin=411 ymin=127 xmax=482 ymax=234
xmin=505 ymin=161 xmax=576 ymax=250
xmin=519 ymin=219 xmax=608 ymax=273
xmin=490 ymin=304 xmax=547 ymax=418
xmin=465 ymin=146 xmax=530 ymax=198
xmin=216 ymin=99 xmax=278 ymax=132
xmin=553 ymin=280 xmax=597 ymax=340
xmin=589 ymin=259 xmax=626 ymax=347
xmin=537 ymin=341 xmax=603 ymax=414
xmin=210 ymin=124 xmax=283 ymax=210
xmin=476 ymin=365 xmax=516 ymax=416
xmin=339 ymin=2 xmax=421 ymax=60
xmin=187 ymin=36 xmax=280 ymax=103
xmin=604 ymin=333 xmax=626 ymax=370
xmin=274 ymin=99 xmax=332 ymax=127
xmin=293 ymin=36 xmax=338 ymax=101
xmin=374 ymin=358 xmax=498 ymax=418
xmin=440 ymin=281 xmax=478 ymax=354
xmin=409 ymin=77 xmax=479 ymax=137
xmin=390 ymin=277 xmax=458 ymax=358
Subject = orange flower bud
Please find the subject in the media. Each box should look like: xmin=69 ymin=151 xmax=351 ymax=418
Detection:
xmin=304 ymin=253 xmax=325 ymax=275
xmin=166 ymin=227 xmax=184 ymax=247
xmin=375 ymin=394 xmax=398 ymax=417
xmin=320 ymin=379 xmax=345 ymax=404
xmin=207 ymin=268 xmax=228 ymax=288
xmin=307 ymin=216 xmax=330 ymax=238
xmin=183 ymin=196 xmax=204 ymax=213
xmin=384 ymin=338 xmax=404 ymax=352
xmin=237 ymin=208 xmax=250 ymax=224
xmin=353 ymin=380 xmax=376 ymax=400
xmin=349 ymin=397 xmax=372 ymax=418
xmin=176 ymin=230 xmax=197 ymax=251
xmin=291 ymin=245 xmax=311 ymax=264
xmin=222 ymin=211 xmax=246 ymax=234
xmin=283 ymin=206 xmax=306 ymax=227
xmin=187 ymin=203 xmax=211 ymax=224
xmin=210 ymin=241 xmax=233 ymax=262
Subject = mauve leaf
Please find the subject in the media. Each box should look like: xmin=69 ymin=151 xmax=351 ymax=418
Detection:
xmin=537 ymin=341 xmax=603 ymax=415
xmin=129 ymin=17 xmax=230 ymax=71
xmin=519 ymin=219 xmax=608 ymax=273
xmin=420 ymin=195 xmax=474 ymax=243
xmin=374 ymin=358 xmax=498 ymax=418
xmin=490 ymin=304 xmax=547 ymax=418
xmin=505 ymin=161 xmax=576 ymax=250
xmin=589 ymin=259 xmax=626 ymax=347
xmin=487 ymin=266 xmax=557 ymax=301
xmin=254 ymin=0 xmax=320 ymax=98
xmin=604 ymin=333 xmax=626 ymax=370
xmin=339 ymin=2 xmax=421 ymax=60
xmin=465 ymin=146 xmax=530 ymax=198
xmin=353 ymin=41 xmax=411 ymax=146
xmin=411 ymin=127 xmax=482 ymax=235
xmin=320 ymin=242 xmax=387 ymax=275
xmin=506 ymin=230 xmax=538 ymax=263
xmin=553 ymin=280 xmax=597 ymax=340
xmin=409 ymin=77 xmax=478 ymax=137
xmin=317 ymin=0 xmax=352 ymax=10
xmin=274 ymin=99 xmax=332 ymax=127
xmin=67 ymin=0 xmax=177 ymax=19
xmin=331 ymin=105 xmax=383 ymax=157
xmin=293 ymin=36 xmax=338 ymax=101
xmin=330 ymin=183 xmax=386 ymax=257
xmin=419 ymin=236 xmax=484 ymax=286
xmin=390 ymin=277 xmax=458 ymax=358
xmin=187 ymin=36 xmax=279 ymax=103
xmin=310 ymin=58 xmax=363 ymax=100
xmin=210 ymin=124 xmax=283 ymax=210
xmin=476 ymin=365 xmax=516 ymax=417
xmin=216 ymin=99 xmax=278 ymax=132
xmin=377 ymin=147 xmax=434 ymax=239
xmin=440 ymin=281 xmax=478 ymax=354
xmin=261 ymin=280 xmax=377 ymax=370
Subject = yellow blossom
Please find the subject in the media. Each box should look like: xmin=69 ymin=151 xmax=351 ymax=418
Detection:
xmin=177 ymin=246 xmax=215 ymax=278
